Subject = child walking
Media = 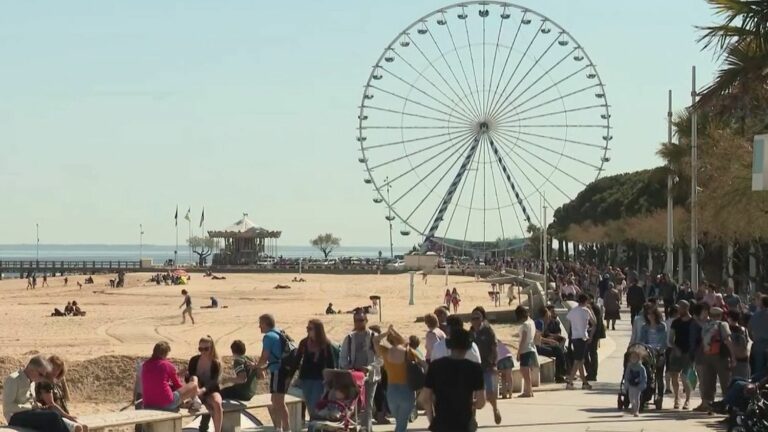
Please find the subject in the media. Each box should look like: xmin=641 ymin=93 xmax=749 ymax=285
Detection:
xmin=624 ymin=351 xmax=647 ymax=416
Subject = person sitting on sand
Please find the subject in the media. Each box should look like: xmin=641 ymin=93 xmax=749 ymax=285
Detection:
xmin=186 ymin=336 xmax=223 ymax=432
xmin=36 ymin=355 xmax=88 ymax=432
xmin=64 ymin=302 xmax=73 ymax=316
xmin=201 ymin=297 xmax=219 ymax=309
xmin=141 ymin=342 xmax=202 ymax=412
xmin=325 ymin=303 xmax=336 ymax=315
xmin=71 ymin=301 xmax=85 ymax=317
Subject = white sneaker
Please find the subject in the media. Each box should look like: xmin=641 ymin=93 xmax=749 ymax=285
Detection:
xmin=190 ymin=396 xmax=203 ymax=411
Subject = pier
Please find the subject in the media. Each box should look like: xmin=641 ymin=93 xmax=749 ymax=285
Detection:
xmin=0 ymin=260 xmax=143 ymax=279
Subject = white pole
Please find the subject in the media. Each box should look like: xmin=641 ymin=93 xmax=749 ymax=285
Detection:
xmin=139 ymin=224 xmax=144 ymax=263
xmin=666 ymin=90 xmax=675 ymax=279
xmin=690 ymin=66 xmax=699 ymax=291
xmin=409 ymin=271 xmax=415 ymax=305
xmin=299 ymin=258 xmax=302 ymax=276
xmin=540 ymin=193 xmax=549 ymax=306
xmin=445 ymin=265 xmax=448 ymax=287
xmin=35 ymin=223 xmax=39 ymax=265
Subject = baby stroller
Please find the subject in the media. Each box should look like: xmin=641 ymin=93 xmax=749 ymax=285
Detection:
xmin=308 ymin=369 xmax=366 ymax=432
xmin=617 ymin=343 xmax=661 ymax=411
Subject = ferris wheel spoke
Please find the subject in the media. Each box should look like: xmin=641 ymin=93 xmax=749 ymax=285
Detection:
xmin=390 ymin=134 xmax=475 ymax=207
xmin=403 ymin=134 xmax=478 ymax=226
xmin=368 ymin=83 xmax=475 ymax=125
xmin=363 ymin=126 xmax=454 ymax=130
xmin=486 ymin=147 xmax=507 ymax=241
xmin=484 ymin=8 xmax=508 ymax=117
xmin=404 ymin=34 xmax=481 ymax=121
xmin=487 ymin=16 xmax=526 ymax=120
xmin=363 ymin=105 xmax=472 ymax=125
xmin=496 ymin=80 xmax=598 ymax=123
xmin=488 ymin=36 xmax=559 ymax=121
xmin=493 ymin=129 xmax=586 ymax=187
xmin=504 ymin=124 xmax=606 ymax=129
xmin=442 ymin=18 xmax=483 ymax=118
xmin=425 ymin=28 xmax=482 ymax=121
xmin=486 ymin=137 xmax=532 ymax=225
xmin=368 ymin=130 xmax=474 ymax=170
xmin=497 ymin=103 xmax=607 ymax=125
xmin=492 ymin=155 xmax=528 ymax=239
xmin=490 ymin=47 xmax=577 ymax=120
xmin=363 ymin=130 xmax=461 ymax=151
xmin=494 ymin=128 xmax=602 ymax=169
xmin=379 ymin=132 xmax=472 ymax=190
xmin=508 ymin=129 xmax=607 ymax=150
xmin=462 ymin=17 xmax=481 ymax=116
xmin=487 ymin=21 xmax=545 ymax=121
xmin=491 ymin=131 xmax=573 ymax=201
xmin=489 ymin=132 xmax=550 ymax=224
xmin=438 ymin=139 xmax=476 ymax=242
xmin=390 ymin=50 xmax=477 ymax=124
xmin=460 ymin=135 xmax=484 ymax=250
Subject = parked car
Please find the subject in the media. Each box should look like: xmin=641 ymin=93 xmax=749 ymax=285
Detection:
xmin=386 ymin=260 xmax=406 ymax=269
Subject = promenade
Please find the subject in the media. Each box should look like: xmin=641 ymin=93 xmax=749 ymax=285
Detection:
xmin=380 ymin=311 xmax=722 ymax=432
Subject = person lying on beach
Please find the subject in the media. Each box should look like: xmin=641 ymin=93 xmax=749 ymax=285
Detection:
xmin=211 ymin=275 xmax=226 ymax=280
xmin=51 ymin=308 xmax=66 ymax=317
xmin=273 ymin=284 xmax=291 ymax=289
xmin=291 ymin=277 xmax=307 ymax=283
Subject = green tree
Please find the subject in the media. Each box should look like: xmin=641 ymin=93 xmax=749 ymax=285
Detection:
xmin=188 ymin=236 xmax=217 ymax=267
xmin=310 ymin=233 xmax=341 ymax=259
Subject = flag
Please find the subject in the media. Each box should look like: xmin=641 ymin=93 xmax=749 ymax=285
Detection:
xmin=199 ymin=208 xmax=205 ymax=228
xmin=174 ymin=206 xmax=178 ymax=227
xmin=184 ymin=207 xmax=191 ymax=222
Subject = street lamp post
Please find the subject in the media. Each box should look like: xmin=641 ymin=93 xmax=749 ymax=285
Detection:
xmin=139 ymin=224 xmax=144 ymax=263
xmin=385 ymin=176 xmax=394 ymax=259
xmin=35 ymin=223 xmax=39 ymax=268
xmin=665 ymin=90 xmax=675 ymax=279
xmin=690 ymin=66 xmax=700 ymax=291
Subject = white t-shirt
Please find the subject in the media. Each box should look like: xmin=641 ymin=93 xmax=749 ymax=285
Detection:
xmin=518 ymin=318 xmax=536 ymax=354
xmin=567 ymin=305 xmax=593 ymax=340
xmin=430 ymin=338 xmax=481 ymax=363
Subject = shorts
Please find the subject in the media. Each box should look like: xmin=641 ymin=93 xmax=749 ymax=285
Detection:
xmin=159 ymin=390 xmax=182 ymax=411
xmin=571 ymin=339 xmax=587 ymax=361
xmin=483 ymin=370 xmax=498 ymax=395
xmin=270 ymin=369 xmax=290 ymax=394
xmin=520 ymin=351 xmax=538 ymax=368
xmin=497 ymin=357 xmax=515 ymax=370
xmin=183 ymin=306 xmax=193 ymax=314
xmin=668 ymin=350 xmax=692 ymax=373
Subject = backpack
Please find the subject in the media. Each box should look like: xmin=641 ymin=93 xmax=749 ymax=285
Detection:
xmin=704 ymin=323 xmax=728 ymax=356
xmin=405 ymin=349 xmax=427 ymax=391
xmin=628 ymin=368 xmax=642 ymax=387
xmin=270 ymin=329 xmax=299 ymax=375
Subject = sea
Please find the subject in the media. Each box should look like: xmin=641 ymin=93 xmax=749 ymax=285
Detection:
xmin=0 ymin=244 xmax=411 ymax=265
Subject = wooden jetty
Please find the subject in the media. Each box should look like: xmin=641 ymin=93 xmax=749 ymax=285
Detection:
xmin=0 ymin=260 xmax=143 ymax=279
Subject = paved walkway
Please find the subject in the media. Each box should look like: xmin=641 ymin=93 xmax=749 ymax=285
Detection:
xmin=375 ymin=311 xmax=723 ymax=432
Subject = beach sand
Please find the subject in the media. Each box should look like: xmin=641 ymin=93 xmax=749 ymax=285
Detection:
xmin=0 ymin=271 xmax=521 ymax=422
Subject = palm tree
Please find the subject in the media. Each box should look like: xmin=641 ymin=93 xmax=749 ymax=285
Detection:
xmin=696 ymin=0 xmax=768 ymax=106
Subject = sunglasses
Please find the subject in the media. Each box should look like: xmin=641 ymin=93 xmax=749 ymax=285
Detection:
xmin=198 ymin=346 xmax=211 ymax=352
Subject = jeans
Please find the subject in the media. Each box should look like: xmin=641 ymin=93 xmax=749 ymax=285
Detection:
xmin=362 ymin=379 xmax=378 ymax=432
xmin=536 ymin=344 xmax=567 ymax=378
xmin=722 ymin=378 xmax=751 ymax=412
xmin=301 ymin=379 xmax=325 ymax=418
xmin=628 ymin=386 xmax=644 ymax=414
xmin=9 ymin=410 xmax=69 ymax=432
xmin=584 ymin=338 xmax=599 ymax=380
xmin=386 ymin=383 xmax=414 ymax=432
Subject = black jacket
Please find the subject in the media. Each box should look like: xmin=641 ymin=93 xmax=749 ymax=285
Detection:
xmin=626 ymin=284 xmax=646 ymax=309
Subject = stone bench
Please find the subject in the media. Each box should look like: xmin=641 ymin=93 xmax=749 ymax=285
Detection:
xmin=507 ymin=357 xmax=555 ymax=393
xmin=1 ymin=410 xmax=182 ymax=432
xmin=182 ymin=393 xmax=303 ymax=432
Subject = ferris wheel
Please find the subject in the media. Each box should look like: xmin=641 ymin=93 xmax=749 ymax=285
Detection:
xmin=357 ymin=1 xmax=611 ymax=255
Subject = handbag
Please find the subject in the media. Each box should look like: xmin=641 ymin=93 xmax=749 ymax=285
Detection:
xmin=405 ymin=349 xmax=427 ymax=391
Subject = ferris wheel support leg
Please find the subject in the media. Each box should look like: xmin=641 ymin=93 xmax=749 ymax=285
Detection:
xmin=421 ymin=135 xmax=480 ymax=253
xmin=487 ymin=138 xmax=533 ymax=226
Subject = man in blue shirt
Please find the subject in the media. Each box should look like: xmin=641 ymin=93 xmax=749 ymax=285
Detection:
xmin=254 ymin=314 xmax=290 ymax=432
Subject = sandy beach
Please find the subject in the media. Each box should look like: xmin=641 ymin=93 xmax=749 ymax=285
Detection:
xmin=0 ymin=271 xmax=520 ymax=420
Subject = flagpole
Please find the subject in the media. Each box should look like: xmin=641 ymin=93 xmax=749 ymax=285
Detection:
xmin=188 ymin=218 xmax=192 ymax=266
xmin=174 ymin=205 xmax=179 ymax=268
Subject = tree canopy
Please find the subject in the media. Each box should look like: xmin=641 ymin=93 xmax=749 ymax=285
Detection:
xmin=310 ymin=233 xmax=341 ymax=259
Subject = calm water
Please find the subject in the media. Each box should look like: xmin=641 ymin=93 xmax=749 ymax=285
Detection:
xmin=0 ymin=244 xmax=411 ymax=265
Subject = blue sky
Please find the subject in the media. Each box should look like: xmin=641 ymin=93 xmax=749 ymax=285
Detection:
xmin=0 ymin=0 xmax=719 ymax=247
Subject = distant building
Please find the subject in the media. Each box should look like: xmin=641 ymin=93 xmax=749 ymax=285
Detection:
xmin=208 ymin=215 xmax=281 ymax=266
